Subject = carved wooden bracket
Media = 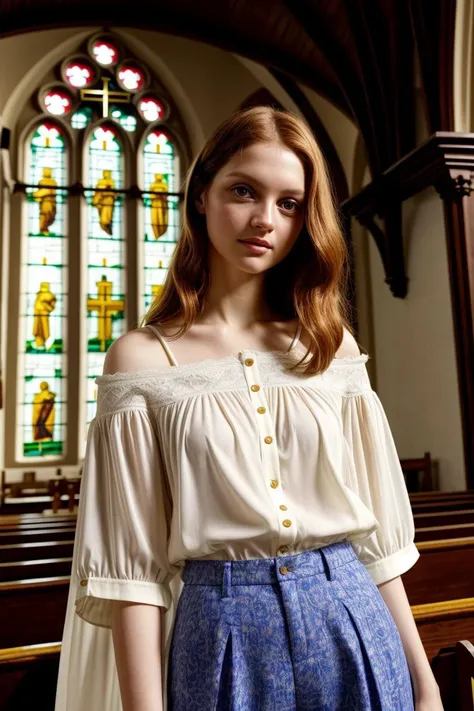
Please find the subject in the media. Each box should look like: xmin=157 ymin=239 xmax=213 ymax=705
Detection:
xmin=341 ymin=133 xmax=474 ymax=299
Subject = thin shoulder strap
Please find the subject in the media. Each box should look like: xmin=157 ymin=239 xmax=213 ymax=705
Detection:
xmin=288 ymin=320 xmax=302 ymax=352
xmin=145 ymin=324 xmax=179 ymax=367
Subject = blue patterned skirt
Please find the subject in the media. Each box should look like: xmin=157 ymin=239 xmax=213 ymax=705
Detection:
xmin=167 ymin=541 xmax=414 ymax=710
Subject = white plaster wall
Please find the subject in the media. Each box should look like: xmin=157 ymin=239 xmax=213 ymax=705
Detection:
xmin=299 ymin=85 xmax=359 ymax=194
xmin=368 ymin=189 xmax=465 ymax=489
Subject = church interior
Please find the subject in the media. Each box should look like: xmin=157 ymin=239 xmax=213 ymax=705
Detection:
xmin=0 ymin=0 xmax=474 ymax=708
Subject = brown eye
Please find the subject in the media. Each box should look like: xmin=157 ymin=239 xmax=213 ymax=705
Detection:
xmin=233 ymin=185 xmax=252 ymax=198
xmin=281 ymin=199 xmax=299 ymax=212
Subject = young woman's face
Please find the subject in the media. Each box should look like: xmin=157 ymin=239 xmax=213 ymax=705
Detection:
xmin=196 ymin=140 xmax=306 ymax=274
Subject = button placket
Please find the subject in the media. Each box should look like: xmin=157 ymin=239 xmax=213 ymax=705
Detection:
xmin=240 ymin=351 xmax=298 ymax=554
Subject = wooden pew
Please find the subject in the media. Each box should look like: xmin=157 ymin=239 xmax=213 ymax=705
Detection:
xmin=0 ymin=521 xmax=76 ymax=535
xmin=415 ymin=523 xmax=474 ymax=542
xmin=0 ymin=643 xmax=60 ymax=711
xmin=0 ymin=540 xmax=74 ymax=563
xmin=414 ymin=509 xmax=474 ymax=528
xmin=0 ymin=558 xmax=72 ymax=583
xmin=431 ymin=638 xmax=474 ymax=711
xmin=412 ymin=598 xmax=474 ymax=662
xmin=48 ymin=478 xmax=81 ymax=514
xmin=456 ymin=639 xmax=474 ymax=710
xmin=0 ymin=578 xmax=69 ymax=648
xmin=410 ymin=489 xmax=474 ymax=502
xmin=0 ymin=494 xmax=80 ymax=516
xmin=401 ymin=451 xmax=433 ymax=492
xmin=0 ymin=527 xmax=76 ymax=545
xmin=404 ymin=538 xmax=474 ymax=605
xmin=0 ymin=512 xmax=77 ymax=526
xmin=411 ymin=498 xmax=474 ymax=515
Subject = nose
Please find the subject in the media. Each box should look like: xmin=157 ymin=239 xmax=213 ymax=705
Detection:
xmin=250 ymin=201 xmax=275 ymax=232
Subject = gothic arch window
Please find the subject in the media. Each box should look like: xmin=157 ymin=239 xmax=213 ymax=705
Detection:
xmin=8 ymin=32 xmax=187 ymax=467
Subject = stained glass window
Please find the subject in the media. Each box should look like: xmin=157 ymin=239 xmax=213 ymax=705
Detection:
xmin=12 ymin=34 xmax=184 ymax=466
xmin=138 ymin=96 xmax=165 ymax=123
xmin=19 ymin=122 xmax=68 ymax=458
xmin=142 ymin=130 xmax=180 ymax=313
xmin=110 ymin=107 xmax=137 ymax=132
xmin=117 ymin=63 xmax=146 ymax=92
xmin=71 ymin=107 xmax=93 ymax=129
xmin=90 ymin=38 xmax=119 ymax=67
xmin=85 ymin=124 xmax=125 ymax=426
xmin=63 ymin=59 xmax=97 ymax=89
xmin=42 ymin=88 xmax=74 ymax=116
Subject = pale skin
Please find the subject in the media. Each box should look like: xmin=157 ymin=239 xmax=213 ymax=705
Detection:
xmin=106 ymin=140 xmax=442 ymax=709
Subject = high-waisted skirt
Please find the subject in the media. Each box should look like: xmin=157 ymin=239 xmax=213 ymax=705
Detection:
xmin=167 ymin=541 xmax=415 ymax=710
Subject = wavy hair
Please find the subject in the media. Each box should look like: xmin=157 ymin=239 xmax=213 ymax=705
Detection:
xmin=142 ymin=105 xmax=353 ymax=375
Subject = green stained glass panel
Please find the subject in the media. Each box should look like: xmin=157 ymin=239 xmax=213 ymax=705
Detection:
xmin=142 ymin=131 xmax=180 ymax=314
xmin=110 ymin=106 xmax=137 ymax=133
xmin=20 ymin=122 xmax=67 ymax=458
xmin=71 ymin=107 xmax=93 ymax=129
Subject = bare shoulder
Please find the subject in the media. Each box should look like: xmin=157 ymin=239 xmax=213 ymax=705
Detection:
xmin=335 ymin=327 xmax=361 ymax=358
xmin=297 ymin=323 xmax=361 ymax=358
xmin=102 ymin=327 xmax=171 ymax=375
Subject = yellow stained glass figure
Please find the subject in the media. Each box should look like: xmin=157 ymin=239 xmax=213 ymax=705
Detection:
xmin=150 ymin=173 xmax=169 ymax=239
xmin=92 ymin=169 xmax=116 ymax=235
xmin=33 ymin=281 xmax=57 ymax=348
xmin=87 ymin=275 xmax=125 ymax=351
xmin=32 ymin=381 xmax=56 ymax=443
xmin=32 ymin=167 xmax=57 ymax=235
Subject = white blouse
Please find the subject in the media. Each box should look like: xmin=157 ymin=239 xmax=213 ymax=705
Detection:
xmin=55 ymin=324 xmax=419 ymax=711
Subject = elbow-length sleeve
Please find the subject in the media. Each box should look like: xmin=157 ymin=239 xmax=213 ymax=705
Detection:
xmin=341 ymin=360 xmax=420 ymax=586
xmin=74 ymin=391 xmax=179 ymax=629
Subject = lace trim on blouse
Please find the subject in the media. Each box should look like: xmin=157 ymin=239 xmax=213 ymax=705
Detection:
xmin=95 ymin=351 xmax=372 ymax=414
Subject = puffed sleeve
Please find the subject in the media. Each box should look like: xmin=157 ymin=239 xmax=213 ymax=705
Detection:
xmin=341 ymin=360 xmax=420 ymax=586
xmin=74 ymin=393 xmax=179 ymax=628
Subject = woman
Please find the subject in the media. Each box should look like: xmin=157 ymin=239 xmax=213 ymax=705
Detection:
xmin=55 ymin=106 xmax=443 ymax=710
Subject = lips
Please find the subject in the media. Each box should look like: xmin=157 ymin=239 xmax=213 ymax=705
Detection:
xmin=239 ymin=238 xmax=272 ymax=249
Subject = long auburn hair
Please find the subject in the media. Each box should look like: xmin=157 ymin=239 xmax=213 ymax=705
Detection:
xmin=142 ymin=105 xmax=353 ymax=376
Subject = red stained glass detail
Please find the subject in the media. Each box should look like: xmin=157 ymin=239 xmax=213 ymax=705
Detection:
xmin=64 ymin=62 xmax=95 ymax=88
xmin=138 ymin=96 xmax=164 ymax=122
xmin=44 ymin=91 xmax=72 ymax=116
xmin=117 ymin=65 xmax=145 ymax=92
xmin=91 ymin=40 xmax=119 ymax=66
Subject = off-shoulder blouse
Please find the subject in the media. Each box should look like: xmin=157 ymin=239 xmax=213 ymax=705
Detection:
xmin=55 ymin=323 xmax=419 ymax=711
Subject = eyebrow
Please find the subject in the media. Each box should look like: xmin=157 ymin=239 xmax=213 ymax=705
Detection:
xmin=225 ymin=171 xmax=305 ymax=198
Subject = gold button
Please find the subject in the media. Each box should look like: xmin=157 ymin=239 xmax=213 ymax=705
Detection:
xmin=282 ymin=519 xmax=292 ymax=527
xmin=264 ymin=436 xmax=273 ymax=444
xmin=279 ymin=566 xmax=288 ymax=574
xmin=80 ymin=579 xmax=87 ymax=587
xmin=270 ymin=479 xmax=279 ymax=488
xmin=279 ymin=504 xmax=287 ymax=511
xmin=257 ymin=406 xmax=266 ymax=414
xmin=245 ymin=358 xmax=254 ymax=367
xmin=277 ymin=545 xmax=289 ymax=555
xmin=251 ymin=384 xmax=260 ymax=392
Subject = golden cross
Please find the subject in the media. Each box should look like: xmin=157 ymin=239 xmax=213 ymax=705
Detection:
xmin=87 ymin=275 xmax=125 ymax=351
xmin=80 ymin=77 xmax=131 ymax=118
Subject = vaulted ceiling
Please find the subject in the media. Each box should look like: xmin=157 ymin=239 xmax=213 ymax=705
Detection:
xmin=0 ymin=0 xmax=455 ymax=182
xmin=0 ymin=0 xmax=457 ymax=300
